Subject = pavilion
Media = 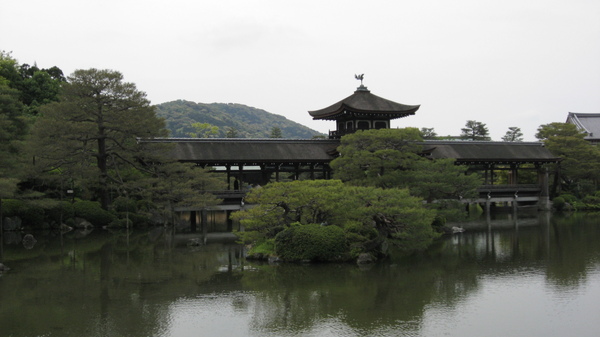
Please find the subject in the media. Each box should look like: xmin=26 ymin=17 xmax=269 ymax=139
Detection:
xmin=308 ymin=82 xmax=420 ymax=139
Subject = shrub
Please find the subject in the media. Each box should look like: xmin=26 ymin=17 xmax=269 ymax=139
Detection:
xmin=275 ymin=223 xmax=348 ymax=262
xmin=246 ymin=239 xmax=276 ymax=259
xmin=343 ymin=221 xmax=378 ymax=240
xmin=73 ymin=201 xmax=116 ymax=227
xmin=431 ymin=215 xmax=447 ymax=233
xmin=559 ymin=194 xmax=577 ymax=203
xmin=112 ymin=196 xmax=138 ymax=213
xmin=552 ymin=197 xmax=566 ymax=211
xmin=1 ymin=199 xmax=45 ymax=226
xmin=116 ymin=211 xmax=150 ymax=227
xmin=1 ymin=199 xmax=24 ymax=217
xmin=582 ymin=195 xmax=600 ymax=205
xmin=45 ymin=201 xmax=75 ymax=224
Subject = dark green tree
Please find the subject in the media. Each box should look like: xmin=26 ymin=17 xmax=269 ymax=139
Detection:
xmin=330 ymin=128 xmax=480 ymax=218
xmin=188 ymin=122 xmax=219 ymax=138
xmin=461 ymin=120 xmax=490 ymax=141
xmin=502 ymin=126 xmax=524 ymax=142
xmin=536 ymin=122 xmax=600 ymax=196
xmin=420 ymin=127 xmax=437 ymax=139
xmin=29 ymin=69 xmax=169 ymax=210
xmin=0 ymin=82 xmax=27 ymax=225
xmin=226 ymin=126 xmax=239 ymax=138
xmin=135 ymin=161 xmax=226 ymax=225
xmin=331 ymin=128 xmax=423 ymax=188
xmin=270 ymin=126 xmax=283 ymax=138
xmin=0 ymin=52 xmax=65 ymax=114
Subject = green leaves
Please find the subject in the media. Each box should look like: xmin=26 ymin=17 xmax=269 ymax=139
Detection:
xmin=460 ymin=120 xmax=490 ymax=141
xmin=536 ymin=122 xmax=600 ymax=193
xmin=28 ymin=69 xmax=169 ymax=209
xmin=232 ymin=179 xmax=437 ymax=257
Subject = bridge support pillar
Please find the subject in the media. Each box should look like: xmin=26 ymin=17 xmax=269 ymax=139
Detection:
xmin=201 ymin=209 xmax=208 ymax=243
xmin=190 ymin=211 xmax=197 ymax=233
xmin=538 ymin=167 xmax=551 ymax=211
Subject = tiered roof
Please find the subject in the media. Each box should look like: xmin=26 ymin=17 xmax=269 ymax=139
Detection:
xmin=308 ymin=85 xmax=420 ymax=120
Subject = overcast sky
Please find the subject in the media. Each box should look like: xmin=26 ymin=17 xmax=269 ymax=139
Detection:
xmin=2 ymin=0 xmax=599 ymax=140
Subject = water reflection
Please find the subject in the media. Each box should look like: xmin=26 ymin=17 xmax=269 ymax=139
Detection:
xmin=1 ymin=212 xmax=599 ymax=337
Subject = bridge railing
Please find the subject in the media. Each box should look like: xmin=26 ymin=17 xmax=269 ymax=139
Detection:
xmin=478 ymin=184 xmax=540 ymax=192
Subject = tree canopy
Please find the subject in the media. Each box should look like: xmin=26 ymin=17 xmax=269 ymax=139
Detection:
xmin=232 ymin=180 xmax=437 ymax=259
xmin=0 ymin=51 xmax=65 ymax=114
xmin=461 ymin=120 xmax=490 ymax=141
xmin=536 ymin=122 xmax=600 ymax=195
xmin=502 ymin=126 xmax=524 ymax=142
xmin=330 ymin=128 xmax=480 ymax=207
xmin=29 ymin=69 xmax=169 ymax=209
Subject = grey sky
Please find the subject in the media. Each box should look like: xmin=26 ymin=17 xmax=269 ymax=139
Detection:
xmin=2 ymin=0 xmax=599 ymax=140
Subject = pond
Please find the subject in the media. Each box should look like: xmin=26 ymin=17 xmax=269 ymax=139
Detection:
xmin=1 ymin=211 xmax=599 ymax=337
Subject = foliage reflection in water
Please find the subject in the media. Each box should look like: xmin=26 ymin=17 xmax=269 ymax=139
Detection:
xmin=1 ymin=212 xmax=599 ymax=337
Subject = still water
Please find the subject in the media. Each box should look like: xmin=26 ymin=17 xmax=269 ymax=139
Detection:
xmin=1 ymin=212 xmax=599 ymax=337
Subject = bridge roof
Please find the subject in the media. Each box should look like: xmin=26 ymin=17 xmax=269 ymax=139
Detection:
xmin=144 ymin=138 xmax=339 ymax=165
xmin=141 ymin=139 xmax=560 ymax=166
xmin=420 ymin=141 xmax=561 ymax=164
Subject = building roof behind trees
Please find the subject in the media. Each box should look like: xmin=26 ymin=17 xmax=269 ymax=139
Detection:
xmin=566 ymin=112 xmax=600 ymax=142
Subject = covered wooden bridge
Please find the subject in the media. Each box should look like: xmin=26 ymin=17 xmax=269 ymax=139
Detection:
xmin=145 ymin=138 xmax=560 ymax=212
xmin=421 ymin=141 xmax=560 ymax=210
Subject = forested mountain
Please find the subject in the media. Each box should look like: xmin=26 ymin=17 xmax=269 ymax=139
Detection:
xmin=155 ymin=100 xmax=325 ymax=138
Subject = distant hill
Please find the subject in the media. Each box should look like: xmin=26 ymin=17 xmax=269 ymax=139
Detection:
xmin=154 ymin=100 xmax=325 ymax=139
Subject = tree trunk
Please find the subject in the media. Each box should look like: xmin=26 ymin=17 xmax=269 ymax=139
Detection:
xmin=97 ymin=114 xmax=110 ymax=210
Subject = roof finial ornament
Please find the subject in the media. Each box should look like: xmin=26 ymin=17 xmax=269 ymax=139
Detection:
xmin=355 ymin=73 xmax=364 ymax=85
xmin=354 ymin=73 xmax=368 ymax=92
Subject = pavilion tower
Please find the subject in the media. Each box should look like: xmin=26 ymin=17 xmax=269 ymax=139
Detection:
xmin=308 ymin=75 xmax=420 ymax=139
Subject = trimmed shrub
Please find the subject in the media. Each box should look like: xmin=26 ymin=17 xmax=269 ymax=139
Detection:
xmin=275 ymin=223 xmax=348 ymax=262
xmin=45 ymin=201 xmax=75 ymax=224
xmin=73 ymin=201 xmax=116 ymax=227
xmin=559 ymin=194 xmax=577 ymax=204
xmin=343 ymin=221 xmax=378 ymax=241
xmin=246 ymin=239 xmax=276 ymax=259
xmin=582 ymin=195 xmax=600 ymax=205
xmin=1 ymin=199 xmax=24 ymax=217
xmin=112 ymin=196 xmax=137 ymax=213
xmin=552 ymin=197 xmax=566 ymax=211
xmin=1 ymin=199 xmax=45 ymax=226
xmin=115 ymin=212 xmax=151 ymax=227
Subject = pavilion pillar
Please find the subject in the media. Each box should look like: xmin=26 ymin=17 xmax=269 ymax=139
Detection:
xmin=484 ymin=166 xmax=489 ymax=185
xmin=226 ymin=210 xmax=233 ymax=232
xmin=538 ymin=166 xmax=551 ymax=211
xmin=201 ymin=209 xmax=208 ymax=242
xmin=190 ymin=211 xmax=197 ymax=233
xmin=509 ymin=164 xmax=519 ymax=185
xmin=226 ymin=165 xmax=231 ymax=190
